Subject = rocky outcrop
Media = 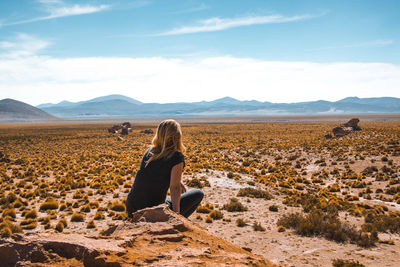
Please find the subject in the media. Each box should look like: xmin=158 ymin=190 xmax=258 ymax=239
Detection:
xmin=0 ymin=205 xmax=273 ymax=267
xmin=326 ymin=118 xmax=362 ymax=138
xmin=108 ymin=122 xmax=132 ymax=135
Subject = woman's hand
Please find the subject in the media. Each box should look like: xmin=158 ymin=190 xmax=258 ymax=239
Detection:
xmin=180 ymin=182 xmax=187 ymax=193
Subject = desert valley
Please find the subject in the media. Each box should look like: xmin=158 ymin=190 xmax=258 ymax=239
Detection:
xmin=0 ymin=117 xmax=399 ymax=266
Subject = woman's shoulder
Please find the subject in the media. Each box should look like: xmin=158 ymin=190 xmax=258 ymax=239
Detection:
xmin=170 ymin=151 xmax=185 ymax=166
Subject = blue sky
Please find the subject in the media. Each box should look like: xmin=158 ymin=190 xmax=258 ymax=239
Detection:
xmin=0 ymin=0 xmax=399 ymax=105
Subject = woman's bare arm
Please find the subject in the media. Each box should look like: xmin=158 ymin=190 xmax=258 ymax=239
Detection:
xmin=170 ymin=162 xmax=184 ymax=213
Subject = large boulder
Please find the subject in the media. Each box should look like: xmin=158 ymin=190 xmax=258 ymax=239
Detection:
xmin=0 ymin=205 xmax=273 ymax=267
xmin=108 ymin=122 xmax=132 ymax=135
xmin=328 ymin=118 xmax=362 ymax=138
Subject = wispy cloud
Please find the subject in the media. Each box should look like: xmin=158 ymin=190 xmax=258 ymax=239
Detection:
xmin=169 ymin=3 xmax=210 ymax=14
xmin=3 ymin=0 xmax=110 ymax=26
xmin=157 ymin=13 xmax=323 ymax=36
xmin=0 ymin=33 xmax=50 ymax=58
xmin=317 ymin=40 xmax=394 ymax=50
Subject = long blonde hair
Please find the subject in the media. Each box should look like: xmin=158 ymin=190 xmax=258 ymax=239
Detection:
xmin=146 ymin=119 xmax=185 ymax=166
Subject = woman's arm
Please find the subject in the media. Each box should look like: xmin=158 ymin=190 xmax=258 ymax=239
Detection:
xmin=170 ymin=162 xmax=184 ymax=213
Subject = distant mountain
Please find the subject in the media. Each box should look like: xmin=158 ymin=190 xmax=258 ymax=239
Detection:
xmin=37 ymin=94 xmax=142 ymax=109
xmin=35 ymin=95 xmax=400 ymax=119
xmin=0 ymin=99 xmax=58 ymax=122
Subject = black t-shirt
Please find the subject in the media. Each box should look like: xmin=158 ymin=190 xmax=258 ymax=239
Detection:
xmin=127 ymin=148 xmax=185 ymax=212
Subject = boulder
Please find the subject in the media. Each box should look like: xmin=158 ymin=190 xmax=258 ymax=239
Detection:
xmin=328 ymin=118 xmax=362 ymax=138
xmin=140 ymin=129 xmax=154 ymax=134
xmin=108 ymin=123 xmax=132 ymax=135
xmin=0 ymin=205 xmax=273 ymax=267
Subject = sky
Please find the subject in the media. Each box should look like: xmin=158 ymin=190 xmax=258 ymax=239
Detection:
xmin=0 ymin=0 xmax=399 ymax=106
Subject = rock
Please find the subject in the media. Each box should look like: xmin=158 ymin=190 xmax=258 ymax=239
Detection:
xmin=343 ymin=118 xmax=361 ymax=129
xmin=108 ymin=125 xmax=122 ymax=133
xmin=0 ymin=205 xmax=274 ymax=266
xmin=121 ymin=128 xmax=128 ymax=135
xmin=108 ymin=122 xmax=132 ymax=135
xmin=117 ymin=136 xmax=123 ymax=141
xmin=332 ymin=126 xmax=350 ymax=137
xmin=140 ymin=129 xmax=154 ymax=134
xmin=328 ymin=118 xmax=362 ymax=138
xmin=121 ymin=122 xmax=131 ymax=128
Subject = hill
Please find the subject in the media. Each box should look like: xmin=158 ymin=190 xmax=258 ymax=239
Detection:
xmin=0 ymin=98 xmax=58 ymax=122
xmin=37 ymin=95 xmax=400 ymax=119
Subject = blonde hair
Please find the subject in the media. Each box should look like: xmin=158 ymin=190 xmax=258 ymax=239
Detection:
xmin=146 ymin=119 xmax=185 ymax=166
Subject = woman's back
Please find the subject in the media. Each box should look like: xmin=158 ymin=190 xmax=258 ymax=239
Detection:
xmin=126 ymin=148 xmax=185 ymax=212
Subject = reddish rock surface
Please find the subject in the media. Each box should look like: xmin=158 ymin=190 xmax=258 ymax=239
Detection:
xmin=0 ymin=205 xmax=273 ymax=267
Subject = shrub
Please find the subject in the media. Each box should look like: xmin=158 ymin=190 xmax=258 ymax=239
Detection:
xmin=112 ymin=213 xmax=127 ymax=220
xmin=236 ymin=218 xmax=246 ymax=227
xmin=197 ymin=206 xmax=212 ymax=214
xmin=71 ymin=212 xmax=85 ymax=222
xmin=20 ymin=219 xmax=37 ymax=230
xmin=55 ymin=221 xmax=64 ymax=232
xmin=39 ymin=216 xmax=50 ymax=224
xmin=94 ymin=210 xmax=105 ymax=220
xmin=110 ymin=202 xmax=125 ymax=212
xmin=253 ymin=222 xmax=265 ymax=231
xmin=223 ymin=198 xmax=248 ymax=212
xmin=185 ymin=177 xmax=210 ymax=188
xmin=59 ymin=218 xmax=68 ymax=228
xmin=0 ymin=220 xmax=22 ymax=234
xmin=332 ymin=259 xmax=365 ymax=267
xmin=2 ymin=208 xmax=16 ymax=219
xmin=40 ymin=198 xmax=59 ymax=211
xmin=269 ymin=205 xmax=278 ymax=212
xmin=25 ymin=209 xmax=38 ymax=219
xmin=59 ymin=203 xmax=67 ymax=211
xmin=197 ymin=202 xmax=214 ymax=214
xmin=209 ymin=210 xmax=223 ymax=220
xmin=277 ymin=225 xmax=286 ymax=232
xmin=89 ymin=201 xmax=100 ymax=209
xmin=277 ymin=211 xmax=378 ymax=247
xmin=0 ymin=227 xmax=12 ymax=238
xmin=80 ymin=204 xmax=91 ymax=213
xmin=205 ymin=216 xmax=213 ymax=223
xmin=87 ymin=220 xmax=96 ymax=229
xmin=237 ymin=187 xmax=273 ymax=200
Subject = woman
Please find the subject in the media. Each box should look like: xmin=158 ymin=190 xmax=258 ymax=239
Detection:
xmin=126 ymin=119 xmax=204 ymax=218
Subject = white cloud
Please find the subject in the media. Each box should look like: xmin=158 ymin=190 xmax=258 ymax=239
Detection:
xmin=0 ymin=33 xmax=50 ymax=58
xmin=157 ymin=13 xmax=322 ymax=35
xmin=46 ymin=4 xmax=109 ymax=19
xmin=3 ymin=1 xmax=110 ymax=26
xmin=1 ymin=53 xmax=400 ymax=106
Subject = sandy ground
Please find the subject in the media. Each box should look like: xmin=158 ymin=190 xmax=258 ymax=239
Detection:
xmin=191 ymin=170 xmax=400 ymax=267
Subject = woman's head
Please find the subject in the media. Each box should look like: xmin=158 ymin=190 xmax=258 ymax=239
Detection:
xmin=147 ymin=119 xmax=185 ymax=164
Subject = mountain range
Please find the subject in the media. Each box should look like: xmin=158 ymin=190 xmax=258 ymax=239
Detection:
xmin=0 ymin=98 xmax=57 ymax=122
xmin=36 ymin=94 xmax=400 ymax=119
xmin=1 ymin=94 xmax=400 ymax=122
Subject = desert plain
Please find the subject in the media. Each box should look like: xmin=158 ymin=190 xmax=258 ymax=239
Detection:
xmin=0 ymin=116 xmax=400 ymax=266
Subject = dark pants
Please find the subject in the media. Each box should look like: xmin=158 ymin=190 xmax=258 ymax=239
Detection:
xmin=166 ymin=189 xmax=204 ymax=218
